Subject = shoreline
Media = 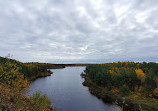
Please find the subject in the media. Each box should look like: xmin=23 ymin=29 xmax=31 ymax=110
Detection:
xmin=82 ymin=76 xmax=158 ymax=111
xmin=28 ymin=67 xmax=65 ymax=82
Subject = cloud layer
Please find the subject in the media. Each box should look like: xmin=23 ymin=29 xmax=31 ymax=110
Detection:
xmin=0 ymin=0 xmax=158 ymax=63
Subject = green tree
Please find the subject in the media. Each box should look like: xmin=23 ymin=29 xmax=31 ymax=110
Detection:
xmin=120 ymin=84 xmax=130 ymax=96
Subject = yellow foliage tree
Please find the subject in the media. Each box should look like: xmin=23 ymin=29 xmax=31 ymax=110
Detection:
xmin=135 ymin=69 xmax=146 ymax=83
xmin=153 ymin=88 xmax=158 ymax=97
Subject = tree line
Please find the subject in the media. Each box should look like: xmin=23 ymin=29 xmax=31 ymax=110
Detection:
xmin=86 ymin=62 xmax=158 ymax=98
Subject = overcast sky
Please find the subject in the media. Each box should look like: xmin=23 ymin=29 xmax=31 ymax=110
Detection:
xmin=0 ymin=0 xmax=158 ymax=63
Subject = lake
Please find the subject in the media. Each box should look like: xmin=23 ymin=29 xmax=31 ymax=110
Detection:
xmin=29 ymin=66 xmax=121 ymax=111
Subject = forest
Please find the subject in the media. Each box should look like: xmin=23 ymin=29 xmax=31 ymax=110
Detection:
xmin=86 ymin=62 xmax=158 ymax=97
xmin=1 ymin=56 xmax=158 ymax=110
xmin=85 ymin=62 xmax=158 ymax=110
xmin=0 ymin=57 xmax=59 ymax=111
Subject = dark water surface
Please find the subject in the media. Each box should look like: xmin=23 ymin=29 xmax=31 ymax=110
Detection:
xmin=29 ymin=66 xmax=121 ymax=111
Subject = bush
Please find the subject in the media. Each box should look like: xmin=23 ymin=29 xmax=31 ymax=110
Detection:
xmin=153 ymin=88 xmax=158 ymax=98
xmin=120 ymin=84 xmax=130 ymax=96
xmin=107 ymin=83 xmax=112 ymax=91
xmin=30 ymin=91 xmax=52 ymax=111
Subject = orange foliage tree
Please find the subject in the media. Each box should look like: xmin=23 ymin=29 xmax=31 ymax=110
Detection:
xmin=135 ymin=69 xmax=146 ymax=83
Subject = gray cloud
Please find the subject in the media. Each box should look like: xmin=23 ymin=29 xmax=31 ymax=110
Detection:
xmin=0 ymin=0 xmax=158 ymax=63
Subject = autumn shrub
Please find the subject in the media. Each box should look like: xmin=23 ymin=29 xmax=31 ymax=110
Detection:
xmin=153 ymin=88 xmax=158 ymax=98
xmin=0 ymin=59 xmax=30 ymax=110
xmin=111 ymin=87 xmax=119 ymax=94
xmin=30 ymin=91 xmax=52 ymax=111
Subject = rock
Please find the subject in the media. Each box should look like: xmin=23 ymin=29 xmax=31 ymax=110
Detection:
xmin=48 ymin=105 xmax=54 ymax=111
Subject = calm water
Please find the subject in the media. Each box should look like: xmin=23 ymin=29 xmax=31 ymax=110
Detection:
xmin=29 ymin=66 xmax=121 ymax=111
